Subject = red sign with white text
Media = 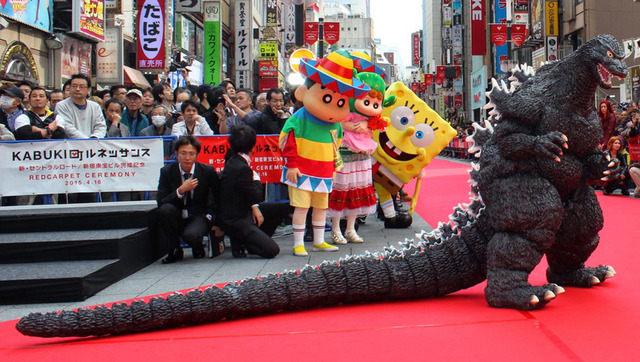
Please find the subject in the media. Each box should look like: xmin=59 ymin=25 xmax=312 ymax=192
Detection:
xmin=454 ymin=94 xmax=463 ymax=108
xmin=323 ymin=22 xmax=340 ymax=45
xmin=304 ymin=22 xmax=319 ymax=45
xmin=491 ymin=24 xmax=507 ymax=47
xmin=628 ymin=136 xmax=640 ymax=162
xmin=196 ymin=135 xmax=284 ymax=183
xmin=471 ymin=0 xmax=486 ymax=55
xmin=425 ymin=74 xmax=434 ymax=86
xmin=137 ymin=0 xmax=166 ymax=70
xmin=412 ymin=32 xmax=421 ymax=66
xmin=511 ymin=24 xmax=527 ymax=46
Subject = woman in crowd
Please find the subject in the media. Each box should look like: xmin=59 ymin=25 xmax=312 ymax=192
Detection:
xmin=598 ymin=99 xmax=617 ymax=149
xmin=152 ymin=82 xmax=176 ymax=113
xmin=603 ymin=136 xmax=630 ymax=196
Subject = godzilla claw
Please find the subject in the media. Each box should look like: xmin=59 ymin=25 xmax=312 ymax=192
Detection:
xmin=547 ymin=265 xmax=615 ymax=288
xmin=529 ymin=295 xmax=540 ymax=305
xmin=486 ymin=283 xmax=563 ymax=310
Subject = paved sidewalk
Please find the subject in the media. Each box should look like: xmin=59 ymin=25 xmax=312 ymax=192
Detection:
xmin=0 ymin=206 xmax=432 ymax=322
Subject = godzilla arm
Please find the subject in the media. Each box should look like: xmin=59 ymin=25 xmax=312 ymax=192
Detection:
xmin=583 ymin=147 xmax=611 ymax=181
xmin=495 ymin=121 xmax=567 ymax=162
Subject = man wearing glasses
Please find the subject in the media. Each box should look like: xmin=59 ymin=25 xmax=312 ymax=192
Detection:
xmin=55 ymin=73 xmax=106 ymax=139
xmin=156 ymin=136 xmax=221 ymax=263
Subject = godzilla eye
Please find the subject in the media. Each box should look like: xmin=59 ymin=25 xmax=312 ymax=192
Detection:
xmin=390 ymin=106 xmax=415 ymax=131
xmin=607 ymin=50 xmax=614 ymax=58
xmin=411 ymin=123 xmax=436 ymax=148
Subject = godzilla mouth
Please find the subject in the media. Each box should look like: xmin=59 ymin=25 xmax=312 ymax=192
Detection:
xmin=379 ymin=131 xmax=418 ymax=162
xmin=597 ymin=63 xmax=624 ymax=86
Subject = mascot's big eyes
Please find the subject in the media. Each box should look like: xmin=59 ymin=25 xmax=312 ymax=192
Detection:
xmin=337 ymin=99 xmax=346 ymax=108
xmin=390 ymin=106 xmax=415 ymax=131
xmin=411 ymin=123 xmax=436 ymax=148
xmin=373 ymin=103 xmax=379 ymax=109
xmin=364 ymin=100 xmax=370 ymax=106
xmin=323 ymin=94 xmax=332 ymax=104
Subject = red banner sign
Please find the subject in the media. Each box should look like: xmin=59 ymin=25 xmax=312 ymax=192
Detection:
xmin=419 ymin=82 xmax=428 ymax=93
xmin=304 ymin=22 xmax=319 ymax=45
xmin=435 ymin=66 xmax=446 ymax=85
xmin=491 ymin=24 xmax=507 ymax=47
xmin=424 ymin=74 xmax=434 ymax=86
xmin=411 ymin=82 xmax=420 ymax=93
xmin=471 ymin=0 xmax=486 ymax=55
xmin=196 ymin=135 xmax=284 ymax=183
xmin=323 ymin=22 xmax=340 ymax=45
xmin=629 ymin=136 xmax=640 ymax=162
xmin=511 ymin=24 xmax=527 ymax=46
xmin=454 ymin=94 xmax=463 ymax=108
xmin=137 ymin=0 xmax=166 ymax=70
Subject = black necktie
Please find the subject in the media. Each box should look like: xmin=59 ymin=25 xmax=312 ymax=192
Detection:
xmin=183 ymin=172 xmax=192 ymax=208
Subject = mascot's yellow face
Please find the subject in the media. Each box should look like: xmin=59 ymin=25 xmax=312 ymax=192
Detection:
xmin=373 ymin=82 xmax=457 ymax=184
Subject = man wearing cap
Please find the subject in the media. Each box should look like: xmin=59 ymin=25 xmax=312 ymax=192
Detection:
xmin=120 ymin=88 xmax=150 ymax=136
xmin=55 ymin=74 xmax=106 ymax=139
xmin=279 ymin=50 xmax=370 ymax=256
xmin=0 ymin=86 xmax=29 ymax=135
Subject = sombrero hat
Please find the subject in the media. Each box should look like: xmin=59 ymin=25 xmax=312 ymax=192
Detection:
xmin=350 ymin=51 xmax=386 ymax=79
xmin=299 ymin=50 xmax=370 ymax=99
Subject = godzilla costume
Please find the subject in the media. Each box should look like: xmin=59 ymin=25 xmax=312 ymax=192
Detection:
xmin=16 ymin=35 xmax=626 ymax=338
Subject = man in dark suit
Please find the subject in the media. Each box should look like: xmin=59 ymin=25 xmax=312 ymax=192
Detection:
xmin=219 ymin=125 xmax=290 ymax=258
xmin=156 ymin=136 xmax=220 ymax=264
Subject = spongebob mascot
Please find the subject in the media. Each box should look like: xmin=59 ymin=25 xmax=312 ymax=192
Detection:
xmin=372 ymin=82 xmax=457 ymax=228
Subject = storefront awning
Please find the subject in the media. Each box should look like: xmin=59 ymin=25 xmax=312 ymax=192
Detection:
xmin=124 ymin=66 xmax=152 ymax=89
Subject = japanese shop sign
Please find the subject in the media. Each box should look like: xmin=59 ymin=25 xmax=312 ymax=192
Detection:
xmin=494 ymin=0 xmax=508 ymax=74
xmin=545 ymin=0 xmax=558 ymax=37
xmin=470 ymin=0 xmax=485 ymax=55
xmin=412 ymin=31 xmax=421 ymax=66
xmin=258 ymin=60 xmax=278 ymax=77
xmin=136 ymin=0 xmax=166 ymax=70
xmin=96 ymin=25 xmax=124 ymax=84
xmin=0 ymin=0 xmax=53 ymax=33
xmin=0 ymin=138 xmax=164 ymax=196
xmin=196 ymin=135 xmax=284 ymax=183
xmin=175 ymin=0 xmax=203 ymax=13
xmin=235 ymin=0 xmax=251 ymax=71
xmin=266 ymin=0 xmax=277 ymax=26
xmin=72 ymin=0 xmax=105 ymax=42
xmin=204 ymin=1 xmax=221 ymax=84
xmin=258 ymin=42 xmax=278 ymax=59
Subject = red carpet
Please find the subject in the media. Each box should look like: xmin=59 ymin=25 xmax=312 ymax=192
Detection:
xmin=2 ymin=158 xmax=639 ymax=361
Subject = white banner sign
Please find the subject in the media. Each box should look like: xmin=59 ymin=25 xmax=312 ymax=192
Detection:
xmin=0 ymin=138 xmax=164 ymax=196
xmin=96 ymin=25 xmax=124 ymax=84
xmin=235 ymin=0 xmax=252 ymax=71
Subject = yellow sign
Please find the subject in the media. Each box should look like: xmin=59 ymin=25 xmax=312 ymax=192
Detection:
xmin=289 ymin=48 xmax=315 ymax=73
xmin=258 ymin=42 xmax=278 ymax=59
xmin=545 ymin=0 xmax=558 ymax=37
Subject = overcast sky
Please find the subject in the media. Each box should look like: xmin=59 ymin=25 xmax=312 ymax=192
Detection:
xmin=369 ymin=0 xmax=423 ymax=68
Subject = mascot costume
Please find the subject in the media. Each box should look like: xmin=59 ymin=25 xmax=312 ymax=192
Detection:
xmin=278 ymin=50 xmax=370 ymax=256
xmin=16 ymin=35 xmax=623 ymax=337
xmin=372 ymin=82 xmax=457 ymax=227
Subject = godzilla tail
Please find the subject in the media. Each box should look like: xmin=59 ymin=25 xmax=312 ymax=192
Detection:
xmin=17 ymin=204 xmax=491 ymax=338
xmin=17 ymin=156 xmax=493 ymax=338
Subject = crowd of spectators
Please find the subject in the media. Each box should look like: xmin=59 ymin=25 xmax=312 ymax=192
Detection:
xmin=0 ymin=73 xmax=302 ymax=207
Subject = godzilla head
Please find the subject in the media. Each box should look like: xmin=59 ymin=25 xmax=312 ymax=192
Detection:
xmin=585 ymin=34 xmax=627 ymax=89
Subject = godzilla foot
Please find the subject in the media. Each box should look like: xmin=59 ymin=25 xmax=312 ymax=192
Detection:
xmin=547 ymin=265 xmax=616 ymax=287
xmin=485 ymin=283 xmax=565 ymax=311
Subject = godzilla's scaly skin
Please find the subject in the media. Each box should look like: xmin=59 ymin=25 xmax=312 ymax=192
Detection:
xmin=15 ymin=35 xmax=625 ymax=338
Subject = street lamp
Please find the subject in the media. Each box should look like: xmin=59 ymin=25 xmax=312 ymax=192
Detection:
xmin=44 ymin=34 xmax=63 ymax=50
